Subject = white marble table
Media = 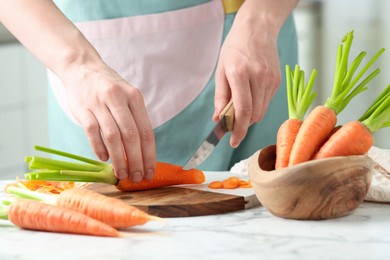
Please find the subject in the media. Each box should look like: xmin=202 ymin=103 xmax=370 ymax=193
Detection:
xmin=1 ymin=181 xmax=390 ymax=260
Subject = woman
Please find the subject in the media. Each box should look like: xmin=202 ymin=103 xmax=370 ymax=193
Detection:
xmin=0 ymin=0 xmax=298 ymax=182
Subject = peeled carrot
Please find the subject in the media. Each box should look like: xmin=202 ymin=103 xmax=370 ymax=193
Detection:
xmin=288 ymin=31 xmax=384 ymax=166
xmin=116 ymin=162 xmax=205 ymax=191
xmin=6 ymin=199 xmax=119 ymax=237
xmin=288 ymin=105 xmax=337 ymax=165
xmin=313 ymin=84 xmax=390 ymax=159
xmin=24 ymin=146 xmax=205 ymax=192
xmin=57 ymin=188 xmax=158 ymax=228
xmin=312 ymin=121 xmax=373 ymax=159
xmin=275 ymin=65 xmax=317 ymax=169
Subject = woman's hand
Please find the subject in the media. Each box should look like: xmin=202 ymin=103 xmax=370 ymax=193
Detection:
xmin=213 ymin=0 xmax=298 ymax=147
xmin=63 ymin=62 xmax=157 ymax=182
xmin=0 ymin=0 xmax=157 ymax=182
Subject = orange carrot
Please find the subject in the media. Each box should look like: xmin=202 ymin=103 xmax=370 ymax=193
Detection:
xmin=288 ymin=105 xmax=337 ymax=166
xmin=276 ymin=119 xmax=303 ymax=169
xmin=275 ymin=65 xmax=317 ymax=169
xmin=116 ymin=162 xmax=205 ymax=191
xmin=313 ymin=84 xmax=390 ymax=159
xmin=312 ymin=121 xmax=373 ymax=159
xmin=57 ymin=188 xmax=158 ymax=228
xmin=6 ymin=199 xmax=119 ymax=237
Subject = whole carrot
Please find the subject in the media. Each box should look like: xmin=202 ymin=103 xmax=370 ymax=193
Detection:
xmin=3 ymin=199 xmax=119 ymax=237
xmin=312 ymin=84 xmax=390 ymax=159
xmin=275 ymin=64 xmax=317 ymax=169
xmin=6 ymin=186 xmax=160 ymax=228
xmin=24 ymin=147 xmax=205 ymax=192
xmin=288 ymin=31 xmax=384 ymax=166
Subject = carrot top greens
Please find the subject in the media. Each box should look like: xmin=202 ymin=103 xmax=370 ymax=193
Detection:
xmin=25 ymin=146 xmax=118 ymax=185
xmin=359 ymin=84 xmax=390 ymax=133
xmin=286 ymin=64 xmax=317 ymax=120
xmin=325 ymin=31 xmax=385 ymax=115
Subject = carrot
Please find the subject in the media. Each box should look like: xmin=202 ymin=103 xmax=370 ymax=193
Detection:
xmin=288 ymin=31 xmax=384 ymax=166
xmin=222 ymin=177 xmax=240 ymax=189
xmin=6 ymin=185 xmax=160 ymax=228
xmin=312 ymin=121 xmax=373 ymax=159
xmin=23 ymin=146 xmax=205 ymax=192
xmin=313 ymin=84 xmax=390 ymax=159
xmin=275 ymin=65 xmax=317 ymax=169
xmin=2 ymin=199 xmax=119 ymax=237
xmin=208 ymin=181 xmax=223 ymax=189
xmin=288 ymin=105 xmax=337 ymax=165
xmin=116 ymin=162 xmax=205 ymax=191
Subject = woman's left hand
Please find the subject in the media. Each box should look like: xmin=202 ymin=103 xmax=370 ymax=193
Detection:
xmin=213 ymin=0 xmax=298 ymax=148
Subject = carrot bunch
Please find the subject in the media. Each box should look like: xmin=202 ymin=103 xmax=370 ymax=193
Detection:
xmin=0 ymin=199 xmax=119 ymax=237
xmin=1 ymin=183 xmax=163 ymax=237
xmin=23 ymin=145 xmax=205 ymax=191
xmin=277 ymin=31 xmax=385 ymax=167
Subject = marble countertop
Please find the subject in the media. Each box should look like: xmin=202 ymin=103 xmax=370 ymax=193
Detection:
xmin=1 ymin=181 xmax=390 ymax=260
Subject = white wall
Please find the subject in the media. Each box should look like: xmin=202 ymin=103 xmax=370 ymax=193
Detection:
xmin=0 ymin=43 xmax=48 ymax=180
xmin=295 ymin=0 xmax=390 ymax=149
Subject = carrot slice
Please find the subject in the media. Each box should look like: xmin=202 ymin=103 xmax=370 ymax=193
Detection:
xmin=208 ymin=181 xmax=223 ymax=189
xmin=222 ymin=177 xmax=240 ymax=189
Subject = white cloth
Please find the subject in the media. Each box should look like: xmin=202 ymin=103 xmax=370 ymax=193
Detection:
xmin=230 ymin=146 xmax=390 ymax=203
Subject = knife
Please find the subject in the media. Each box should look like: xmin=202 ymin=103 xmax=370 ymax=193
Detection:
xmin=183 ymin=100 xmax=235 ymax=170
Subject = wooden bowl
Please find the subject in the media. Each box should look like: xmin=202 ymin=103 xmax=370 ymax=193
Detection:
xmin=248 ymin=145 xmax=373 ymax=220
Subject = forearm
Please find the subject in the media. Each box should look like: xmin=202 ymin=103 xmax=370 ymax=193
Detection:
xmin=0 ymin=0 xmax=102 ymax=79
xmin=234 ymin=0 xmax=299 ymax=38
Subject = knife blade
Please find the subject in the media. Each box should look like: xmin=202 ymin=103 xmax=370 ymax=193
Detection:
xmin=183 ymin=100 xmax=234 ymax=170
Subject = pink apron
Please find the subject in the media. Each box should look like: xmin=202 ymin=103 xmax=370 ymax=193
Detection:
xmin=48 ymin=0 xmax=224 ymax=129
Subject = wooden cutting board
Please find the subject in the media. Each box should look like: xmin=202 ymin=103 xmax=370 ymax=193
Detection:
xmin=86 ymin=171 xmax=260 ymax=217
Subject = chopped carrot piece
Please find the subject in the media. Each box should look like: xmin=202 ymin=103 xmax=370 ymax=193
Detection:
xmin=208 ymin=181 xmax=223 ymax=189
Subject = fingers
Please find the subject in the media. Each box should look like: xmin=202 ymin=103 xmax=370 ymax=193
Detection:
xmin=224 ymin=66 xmax=252 ymax=148
xmin=216 ymin=59 xmax=281 ymax=149
xmin=77 ymin=83 xmax=155 ymax=183
xmin=78 ymin=110 xmax=108 ymax=162
xmin=104 ymin=87 xmax=156 ymax=182
xmin=125 ymin=88 xmax=156 ymax=181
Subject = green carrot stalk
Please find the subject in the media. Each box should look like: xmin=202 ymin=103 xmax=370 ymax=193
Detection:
xmin=359 ymin=84 xmax=390 ymax=133
xmin=325 ymin=31 xmax=385 ymax=115
xmin=25 ymin=146 xmax=117 ymax=185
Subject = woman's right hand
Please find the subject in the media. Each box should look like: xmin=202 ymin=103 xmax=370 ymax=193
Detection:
xmin=62 ymin=61 xmax=156 ymax=182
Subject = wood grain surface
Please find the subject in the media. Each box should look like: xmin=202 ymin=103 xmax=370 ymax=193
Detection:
xmin=86 ymin=182 xmax=258 ymax=218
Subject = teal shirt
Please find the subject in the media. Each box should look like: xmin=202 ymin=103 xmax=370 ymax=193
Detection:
xmin=49 ymin=0 xmax=298 ymax=171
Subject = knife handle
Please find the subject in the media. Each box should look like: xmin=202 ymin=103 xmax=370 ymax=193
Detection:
xmin=219 ymin=100 xmax=234 ymax=132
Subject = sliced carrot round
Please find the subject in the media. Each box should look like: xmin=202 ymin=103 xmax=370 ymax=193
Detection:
xmin=208 ymin=181 xmax=223 ymax=189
